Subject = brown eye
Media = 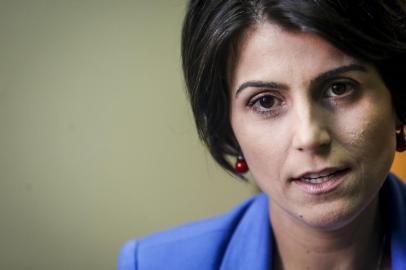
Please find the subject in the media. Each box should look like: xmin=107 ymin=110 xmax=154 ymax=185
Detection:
xmin=248 ymin=93 xmax=283 ymax=117
xmin=248 ymin=93 xmax=283 ymax=119
xmin=330 ymin=83 xmax=348 ymax=95
xmin=325 ymin=80 xmax=358 ymax=98
xmin=258 ymin=95 xmax=276 ymax=108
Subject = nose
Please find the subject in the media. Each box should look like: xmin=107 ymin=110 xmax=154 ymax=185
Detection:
xmin=291 ymin=102 xmax=332 ymax=153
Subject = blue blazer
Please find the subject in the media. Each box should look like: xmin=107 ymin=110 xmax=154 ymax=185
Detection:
xmin=118 ymin=174 xmax=406 ymax=270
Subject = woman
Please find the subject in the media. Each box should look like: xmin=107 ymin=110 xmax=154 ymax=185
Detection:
xmin=119 ymin=0 xmax=406 ymax=269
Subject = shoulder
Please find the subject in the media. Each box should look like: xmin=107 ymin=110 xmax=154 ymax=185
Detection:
xmin=117 ymin=193 xmax=268 ymax=270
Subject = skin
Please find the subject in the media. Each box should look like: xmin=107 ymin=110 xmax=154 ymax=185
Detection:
xmin=228 ymin=22 xmax=397 ymax=270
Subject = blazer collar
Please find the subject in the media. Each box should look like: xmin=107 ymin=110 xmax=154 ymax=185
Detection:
xmin=220 ymin=193 xmax=272 ymax=270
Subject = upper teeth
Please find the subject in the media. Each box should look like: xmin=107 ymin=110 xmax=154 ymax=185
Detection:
xmin=301 ymin=171 xmax=338 ymax=183
xmin=304 ymin=172 xmax=334 ymax=179
xmin=302 ymin=175 xmax=332 ymax=183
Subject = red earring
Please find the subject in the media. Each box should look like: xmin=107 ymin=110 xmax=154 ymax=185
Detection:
xmin=396 ymin=127 xmax=406 ymax=152
xmin=235 ymin=154 xmax=249 ymax=174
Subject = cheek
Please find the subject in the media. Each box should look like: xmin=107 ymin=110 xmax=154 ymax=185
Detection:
xmin=231 ymin=117 xmax=291 ymax=191
xmin=235 ymin=126 xmax=282 ymax=166
xmin=333 ymin=94 xmax=396 ymax=175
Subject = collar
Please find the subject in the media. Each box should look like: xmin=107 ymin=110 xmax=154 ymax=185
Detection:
xmin=220 ymin=193 xmax=272 ymax=270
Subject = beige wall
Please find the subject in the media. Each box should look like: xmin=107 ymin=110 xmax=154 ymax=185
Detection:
xmin=0 ymin=1 xmax=256 ymax=269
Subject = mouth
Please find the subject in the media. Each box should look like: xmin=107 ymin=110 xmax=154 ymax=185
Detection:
xmin=291 ymin=167 xmax=351 ymax=195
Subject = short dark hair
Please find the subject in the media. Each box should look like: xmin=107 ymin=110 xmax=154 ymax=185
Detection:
xmin=181 ymin=0 xmax=406 ymax=177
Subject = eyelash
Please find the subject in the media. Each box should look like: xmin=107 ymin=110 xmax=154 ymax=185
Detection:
xmin=323 ymin=79 xmax=359 ymax=98
xmin=247 ymin=80 xmax=360 ymax=118
xmin=247 ymin=92 xmax=284 ymax=118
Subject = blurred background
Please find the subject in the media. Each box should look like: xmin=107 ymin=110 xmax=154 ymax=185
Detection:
xmin=0 ymin=1 xmax=404 ymax=269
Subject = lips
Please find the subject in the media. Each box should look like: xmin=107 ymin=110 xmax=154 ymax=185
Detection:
xmin=291 ymin=167 xmax=351 ymax=195
xmin=292 ymin=167 xmax=349 ymax=182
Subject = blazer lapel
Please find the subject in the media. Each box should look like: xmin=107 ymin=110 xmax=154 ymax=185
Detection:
xmin=220 ymin=194 xmax=273 ymax=270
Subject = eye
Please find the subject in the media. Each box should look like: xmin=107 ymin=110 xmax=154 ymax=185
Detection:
xmin=258 ymin=95 xmax=277 ymax=108
xmin=324 ymin=81 xmax=358 ymax=98
xmin=248 ymin=93 xmax=283 ymax=116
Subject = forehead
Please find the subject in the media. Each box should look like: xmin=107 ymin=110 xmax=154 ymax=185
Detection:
xmin=229 ymin=22 xmax=356 ymax=91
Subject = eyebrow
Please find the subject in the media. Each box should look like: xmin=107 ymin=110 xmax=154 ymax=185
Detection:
xmin=234 ymin=63 xmax=368 ymax=97
xmin=311 ymin=63 xmax=367 ymax=86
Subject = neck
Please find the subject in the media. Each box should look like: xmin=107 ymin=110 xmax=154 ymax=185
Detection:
xmin=270 ymin=197 xmax=384 ymax=270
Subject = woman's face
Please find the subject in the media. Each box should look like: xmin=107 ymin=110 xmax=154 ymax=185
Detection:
xmin=229 ymin=22 xmax=397 ymax=229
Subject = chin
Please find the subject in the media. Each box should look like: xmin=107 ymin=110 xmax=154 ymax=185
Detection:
xmin=293 ymin=194 xmax=378 ymax=231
